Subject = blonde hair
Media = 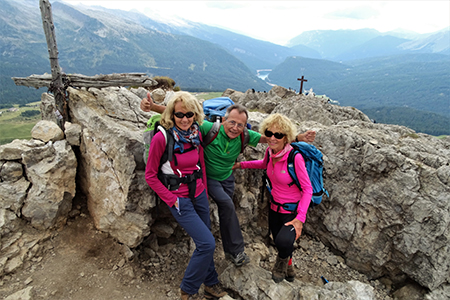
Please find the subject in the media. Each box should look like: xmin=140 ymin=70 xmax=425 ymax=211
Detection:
xmin=160 ymin=92 xmax=204 ymax=129
xmin=260 ymin=113 xmax=296 ymax=144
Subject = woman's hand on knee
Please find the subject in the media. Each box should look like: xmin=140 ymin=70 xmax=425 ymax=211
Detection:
xmin=285 ymin=218 xmax=303 ymax=240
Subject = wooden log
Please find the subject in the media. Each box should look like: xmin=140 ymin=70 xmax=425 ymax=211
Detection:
xmin=40 ymin=0 xmax=67 ymax=130
xmin=12 ymin=73 xmax=158 ymax=89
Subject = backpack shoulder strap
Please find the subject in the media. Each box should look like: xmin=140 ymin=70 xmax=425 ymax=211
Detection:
xmin=239 ymin=128 xmax=250 ymax=153
xmin=287 ymin=147 xmax=302 ymax=191
xmin=157 ymin=125 xmax=174 ymax=164
xmin=201 ymin=119 xmax=221 ymax=148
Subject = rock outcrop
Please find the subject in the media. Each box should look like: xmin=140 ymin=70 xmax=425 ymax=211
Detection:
xmin=1 ymin=85 xmax=449 ymax=299
xmin=226 ymin=87 xmax=450 ymax=290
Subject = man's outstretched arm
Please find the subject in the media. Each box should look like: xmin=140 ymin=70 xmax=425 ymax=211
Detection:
xmin=140 ymin=92 xmax=166 ymax=114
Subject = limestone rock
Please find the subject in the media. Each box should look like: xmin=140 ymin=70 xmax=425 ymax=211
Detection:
xmin=151 ymin=88 xmax=166 ymax=103
xmin=219 ymin=263 xmax=376 ymax=300
xmin=67 ymin=87 xmax=152 ymax=247
xmin=64 ymin=121 xmax=82 ymax=146
xmin=0 ymin=178 xmax=30 ymax=215
xmin=0 ymin=161 xmax=23 ymax=182
xmin=4 ymin=286 xmax=33 ymax=300
xmin=226 ymin=86 xmax=450 ymax=291
xmin=0 ymin=139 xmax=44 ymax=161
xmin=21 ymin=140 xmax=77 ymax=230
xmin=31 ymin=120 xmax=64 ymax=142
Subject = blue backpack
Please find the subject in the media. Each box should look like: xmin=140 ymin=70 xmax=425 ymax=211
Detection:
xmin=262 ymin=142 xmax=328 ymax=209
xmin=203 ymin=97 xmax=235 ymax=123
xmin=287 ymin=142 xmax=329 ymax=206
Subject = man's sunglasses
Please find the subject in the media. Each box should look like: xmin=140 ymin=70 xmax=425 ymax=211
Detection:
xmin=265 ymin=130 xmax=285 ymax=139
xmin=174 ymin=111 xmax=195 ymax=118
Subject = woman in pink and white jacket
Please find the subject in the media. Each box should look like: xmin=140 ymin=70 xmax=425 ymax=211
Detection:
xmin=233 ymin=113 xmax=312 ymax=283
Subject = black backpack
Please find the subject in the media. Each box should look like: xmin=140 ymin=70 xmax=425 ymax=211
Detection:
xmin=146 ymin=121 xmax=202 ymax=201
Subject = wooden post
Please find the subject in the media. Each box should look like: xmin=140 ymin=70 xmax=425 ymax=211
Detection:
xmin=40 ymin=0 xmax=67 ymax=130
xmin=297 ymin=75 xmax=308 ymax=95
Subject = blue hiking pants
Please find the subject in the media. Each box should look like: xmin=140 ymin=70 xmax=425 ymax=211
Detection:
xmin=169 ymin=190 xmax=219 ymax=294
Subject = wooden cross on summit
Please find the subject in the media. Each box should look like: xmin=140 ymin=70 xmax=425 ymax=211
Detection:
xmin=12 ymin=0 xmax=157 ymax=131
xmin=297 ymin=75 xmax=307 ymax=95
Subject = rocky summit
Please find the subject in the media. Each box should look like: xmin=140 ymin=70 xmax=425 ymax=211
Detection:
xmin=0 ymin=85 xmax=449 ymax=300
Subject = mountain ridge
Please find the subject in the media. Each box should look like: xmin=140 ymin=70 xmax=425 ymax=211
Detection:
xmin=1 ymin=0 xmax=448 ymax=135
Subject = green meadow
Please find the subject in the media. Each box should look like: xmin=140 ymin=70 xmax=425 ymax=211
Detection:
xmin=0 ymin=103 xmax=41 ymax=145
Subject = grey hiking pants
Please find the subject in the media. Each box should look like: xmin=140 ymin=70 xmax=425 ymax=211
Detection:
xmin=207 ymin=174 xmax=245 ymax=256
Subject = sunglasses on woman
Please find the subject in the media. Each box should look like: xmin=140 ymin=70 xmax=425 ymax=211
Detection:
xmin=174 ymin=111 xmax=195 ymax=119
xmin=265 ymin=129 xmax=285 ymax=139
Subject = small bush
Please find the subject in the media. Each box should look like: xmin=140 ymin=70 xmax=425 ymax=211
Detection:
xmin=153 ymin=76 xmax=176 ymax=90
xmin=403 ymin=133 xmax=420 ymax=139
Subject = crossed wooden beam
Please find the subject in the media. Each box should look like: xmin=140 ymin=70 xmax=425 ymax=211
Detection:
xmin=12 ymin=0 xmax=156 ymax=130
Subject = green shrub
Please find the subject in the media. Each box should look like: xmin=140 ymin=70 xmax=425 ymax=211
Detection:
xmin=153 ymin=76 xmax=176 ymax=90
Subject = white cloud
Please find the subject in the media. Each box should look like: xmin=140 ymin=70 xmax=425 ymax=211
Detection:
xmin=65 ymin=0 xmax=450 ymax=45
xmin=326 ymin=6 xmax=381 ymax=20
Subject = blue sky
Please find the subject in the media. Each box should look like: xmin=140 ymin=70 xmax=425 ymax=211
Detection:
xmin=67 ymin=1 xmax=450 ymax=45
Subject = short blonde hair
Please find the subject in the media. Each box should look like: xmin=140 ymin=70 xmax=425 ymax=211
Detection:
xmin=260 ymin=113 xmax=296 ymax=143
xmin=160 ymin=92 xmax=204 ymax=129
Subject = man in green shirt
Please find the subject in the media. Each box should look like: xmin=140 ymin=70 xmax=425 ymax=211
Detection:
xmin=140 ymin=93 xmax=315 ymax=266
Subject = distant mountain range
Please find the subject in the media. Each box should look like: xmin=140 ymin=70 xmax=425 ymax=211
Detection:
xmin=287 ymin=28 xmax=450 ymax=61
xmin=1 ymin=0 xmax=449 ymax=134
xmin=268 ymin=54 xmax=450 ymax=115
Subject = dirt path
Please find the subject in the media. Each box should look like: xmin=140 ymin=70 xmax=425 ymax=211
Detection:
xmin=0 ymin=204 xmax=180 ymax=299
xmin=0 ymin=199 xmax=393 ymax=300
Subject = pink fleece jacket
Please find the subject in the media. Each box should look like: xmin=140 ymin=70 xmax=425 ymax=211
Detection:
xmin=145 ymin=130 xmax=207 ymax=207
xmin=240 ymin=148 xmax=312 ymax=223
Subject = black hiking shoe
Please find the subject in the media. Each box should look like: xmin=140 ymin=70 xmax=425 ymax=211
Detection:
xmin=225 ymin=251 xmax=250 ymax=267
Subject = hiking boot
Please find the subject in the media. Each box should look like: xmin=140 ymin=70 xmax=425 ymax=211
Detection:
xmin=272 ymin=256 xmax=289 ymax=283
xmin=225 ymin=251 xmax=250 ymax=267
xmin=180 ymin=289 xmax=205 ymax=300
xmin=204 ymin=283 xmax=227 ymax=299
xmin=286 ymin=263 xmax=295 ymax=282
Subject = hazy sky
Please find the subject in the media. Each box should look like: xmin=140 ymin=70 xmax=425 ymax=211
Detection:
xmin=66 ymin=1 xmax=450 ymax=45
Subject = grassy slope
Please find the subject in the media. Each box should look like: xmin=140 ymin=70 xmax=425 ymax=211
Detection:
xmin=0 ymin=103 xmax=40 ymax=145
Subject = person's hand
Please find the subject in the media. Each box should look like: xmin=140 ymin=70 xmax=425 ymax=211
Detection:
xmin=140 ymin=92 xmax=154 ymax=112
xmin=285 ymin=218 xmax=303 ymax=240
xmin=297 ymin=130 xmax=316 ymax=143
xmin=232 ymin=162 xmax=241 ymax=170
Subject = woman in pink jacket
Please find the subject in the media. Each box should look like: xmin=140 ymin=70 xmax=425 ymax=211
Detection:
xmin=145 ymin=92 xmax=226 ymax=300
xmin=234 ymin=113 xmax=313 ymax=283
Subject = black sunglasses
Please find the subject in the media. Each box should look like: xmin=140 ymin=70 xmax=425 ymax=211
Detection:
xmin=265 ymin=129 xmax=285 ymax=139
xmin=174 ymin=111 xmax=195 ymax=119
